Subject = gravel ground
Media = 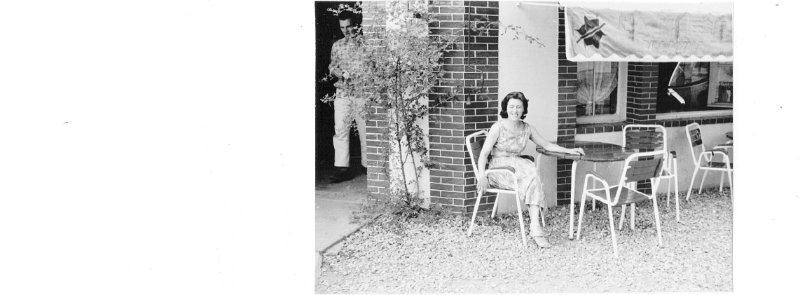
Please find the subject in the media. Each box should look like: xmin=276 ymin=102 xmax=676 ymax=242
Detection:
xmin=316 ymin=188 xmax=733 ymax=293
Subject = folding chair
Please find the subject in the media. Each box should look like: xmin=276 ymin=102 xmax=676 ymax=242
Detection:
xmin=465 ymin=130 xmax=545 ymax=247
xmin=623 ymin=124 xmax=681 ymax=221
xmin=685 ymin=123 xmax=733 ymax=201
xmin=576 ymin=150 xmax=666 ymax=257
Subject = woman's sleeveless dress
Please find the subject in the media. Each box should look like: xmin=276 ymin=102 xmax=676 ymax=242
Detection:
xmin=487 ymin=122 xmax=546 ymax=208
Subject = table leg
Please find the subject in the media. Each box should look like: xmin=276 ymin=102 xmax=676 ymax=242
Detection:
xmin=591 ymin=162 xmax=597 ymax=211
xmin=569 ymin=160 xmax=578 ymax=239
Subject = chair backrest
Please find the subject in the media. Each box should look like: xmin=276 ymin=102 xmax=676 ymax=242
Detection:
xmin=466 ymin=131 xmax=488 ymax=176
xmin=685 ymin=122 xmax=705 ymax=164
xmin=622 ymin=124 xmax=667 ymax=152
xmin=609 ymin=150 xmax=666 ymax=204
xmin=623 ymin=124 xmax=670 ymax=170
xmin=622 ymin=152 xmax=665 ymax=183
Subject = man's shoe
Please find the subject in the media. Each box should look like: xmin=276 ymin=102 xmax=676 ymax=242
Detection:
xmin=329 ymin=168 xmax=355 ymax=183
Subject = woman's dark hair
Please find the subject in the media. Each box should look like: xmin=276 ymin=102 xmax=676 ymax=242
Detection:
xmin=500 ymin=91 xmax=529 ymax=119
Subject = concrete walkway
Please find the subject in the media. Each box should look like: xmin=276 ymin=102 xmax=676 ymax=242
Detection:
xmin=314 ymin=172 xmax=370 ymax=283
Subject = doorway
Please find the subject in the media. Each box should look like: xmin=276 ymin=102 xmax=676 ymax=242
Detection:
xmin=315 ymin=1 xmax=360 ymax=184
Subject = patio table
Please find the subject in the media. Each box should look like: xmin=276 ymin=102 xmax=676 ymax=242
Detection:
xmin=536 ymin=141 xmax=637 ymax=239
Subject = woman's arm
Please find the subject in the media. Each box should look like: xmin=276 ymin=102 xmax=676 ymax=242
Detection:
xmin=476 ymin=123 xmax=501 ymax=194
xmin=529 ymin=124 xmax=584 ymax=155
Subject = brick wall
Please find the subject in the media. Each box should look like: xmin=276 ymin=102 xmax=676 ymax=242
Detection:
xmin=555 ymin=7 xmax=578 ymax=205
xmin=428 ymin=0 xmax=499 ymax=214
xmin=626 ymin=63 xmax=658 ymax=125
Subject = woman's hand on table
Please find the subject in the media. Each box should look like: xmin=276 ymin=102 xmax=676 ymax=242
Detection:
xmin=568 ymin=148 xmax=585 ymax=156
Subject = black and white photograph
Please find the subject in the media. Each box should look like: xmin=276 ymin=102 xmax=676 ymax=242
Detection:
xmin=2 ymin=0 xmax=800 ymax=294
xmin=314 ymin=0 xmax=741 ymax=293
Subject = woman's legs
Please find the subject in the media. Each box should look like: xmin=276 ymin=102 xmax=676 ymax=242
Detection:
xmin=529 ymin=204 xmax=551 ymax=248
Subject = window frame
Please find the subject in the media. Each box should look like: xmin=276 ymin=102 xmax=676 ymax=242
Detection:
xmin=576 ymin=62 xmax=628 ymax=124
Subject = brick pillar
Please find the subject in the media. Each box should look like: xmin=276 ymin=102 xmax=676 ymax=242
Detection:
xmin=556 ymin=7 xmax=578 ymax=205
xmin=625 ymin=62 xmax=659 ymax=193
xmin=362 ymin=1 xmax=391 ymax=198
xmin=626 ymin=63 xmax=659 ymax=125
xmin=428 ymin=0 xmax=499 ymax=214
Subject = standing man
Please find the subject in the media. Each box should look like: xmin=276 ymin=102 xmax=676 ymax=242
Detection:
xmin=328 ymin=9 xmax=367 ymax=183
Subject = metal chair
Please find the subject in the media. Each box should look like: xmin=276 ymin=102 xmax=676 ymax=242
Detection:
xmin=576 ymin=150 xmax=666 ymax=257
xmin=622 ymin=124 xmax=681 ymax=221
xmin=684 ymin=123 xmax=733 ymax=201
xmin=465 ymin=130 xmax=545 ymax=247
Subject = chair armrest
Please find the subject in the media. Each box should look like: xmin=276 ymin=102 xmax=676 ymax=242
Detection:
xmin=713 ymin=142 xmax=733 ymax=150
xmin=583 ymin=171 xmax=613 ymax=203
xmin=700 ymin=150 xmax=731 ymax=163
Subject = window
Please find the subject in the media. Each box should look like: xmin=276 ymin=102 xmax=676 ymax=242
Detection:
xmin=576 ymin=62 xmax=627 ymax=124
xmin=656 ymin=62 xmax=733 ymax=115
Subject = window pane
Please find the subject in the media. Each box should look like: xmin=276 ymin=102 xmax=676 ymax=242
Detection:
xmin=714 ymin=63 xmax=733 ymax=104
xmin=577 ymin=62 xmax=618 ymax=117
xmin=656 ymin=62 xmax=732 ymax=113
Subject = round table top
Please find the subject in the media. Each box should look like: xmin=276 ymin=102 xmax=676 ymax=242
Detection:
xmin=535 ymin=140 xmax=638 ymax=162
xmin=726 ymin=132 xmax=733 ymax=139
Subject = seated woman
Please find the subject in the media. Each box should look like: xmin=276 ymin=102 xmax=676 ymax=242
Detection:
xmin=476 ymin=91 xmax=584 ymax=248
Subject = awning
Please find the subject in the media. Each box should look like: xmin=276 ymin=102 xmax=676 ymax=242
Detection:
xmin=563 ymin=1 xmax=733 ymax=62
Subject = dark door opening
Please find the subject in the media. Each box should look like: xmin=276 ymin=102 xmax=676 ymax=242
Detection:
xmin=315 ymin=1 xmax=359 ymax=183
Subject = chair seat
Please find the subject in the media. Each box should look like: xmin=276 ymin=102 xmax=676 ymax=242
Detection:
xmin=586 ymin=185 xmax=651 ymax=205
xmin=703 ymin=161 xmax=732 ymax=169
xmin=519 ymin=155 xmax=536 ymax=163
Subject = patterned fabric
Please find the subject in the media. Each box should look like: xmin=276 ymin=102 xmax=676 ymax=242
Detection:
xmin=487 ymin=122 xmax=546 ymax=207
xmin=328 ymin=36 xmax=365 ymax=91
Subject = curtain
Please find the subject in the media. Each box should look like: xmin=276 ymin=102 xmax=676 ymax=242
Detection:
xmin=577 ymin=62 xmax=618 ymax=116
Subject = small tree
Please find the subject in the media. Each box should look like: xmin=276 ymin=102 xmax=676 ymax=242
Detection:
xmin=323 ymin=1 xmax=542 ymax=217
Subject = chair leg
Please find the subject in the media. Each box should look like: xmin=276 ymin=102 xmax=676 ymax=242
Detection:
xmin=674 ymin=176 xmax=680 ymax=222
xmin=491 ymin=194 xmax=500 ymax=219
xmin=673 ymin=158 xmax=680 ymax=222
xmin=514 ymin=193 xmax=527 ymax=247
xmin=665 ymin=178 xmax=671 ymax=209
xmin=687 ymin=165 xmax=700 ymax=201
xmin=630 ymin=203 xmax=635 ymax=230
xmin=699 ymin=170 xmax=709 ymax=194
xmin=618 ymin=204 xmax=626 ymax=230
xmin=467 ymin=192 xmax=483 ymax=237
xmin=727 ymin=167 xmax=733 ymax=192
xmin=719 ymin=170 xmax=724 ymax=191
xmin=652 ymin=195 xmax=663 ymax=246
xmin=607 ymin=204 xmax=619 ymax=257
xmin=576 ymin=191 xmax=588 ymax=240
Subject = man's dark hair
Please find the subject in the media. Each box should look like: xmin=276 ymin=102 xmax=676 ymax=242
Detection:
xmin=338 ymin=10 xmax=357 ymax=23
